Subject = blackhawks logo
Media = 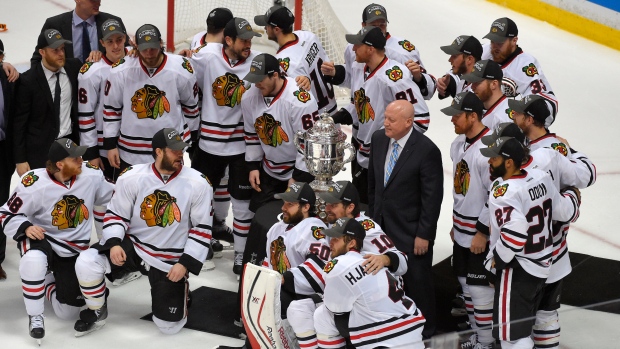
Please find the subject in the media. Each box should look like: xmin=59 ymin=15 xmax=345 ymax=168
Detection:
xmin=131 ymin=84 xmax=170 ymax=119
xmin=200 ymin=174 xmax=212 ymax=185
xmin=112 ymin=58 xmax=125 ymax=68
xmin=323 ymin=259 xmax=338 ymax=273
xmin=493 ymin=184 xmax=509 ymax=198
xmin=454 ymin=159 xmax=471 ymax=196
xmin=255 ymin=113 xmax=289 ymax=147
xmin=212 ymin=72 xmax=247 ymax=108
xmin=182 ymin=58 xmax=194 ymax=74
xmin=21 ymin=171 xmax=39 ymax=187
xmin=140 ymin=189 xmax=181 ymax=228
xmin=193 ymin=43 xmax=207 ymax=54
xmin=270 ymin=236 xmax=291 ymax=274
xmin=294 ymin=89 xmax=311 ymax=103
xmin=353 ymin=88 xmax=375 ymax=124
xmin=51 ymin=195 xmax=89 ymax=230
xmin=79 ymin=61 xmax=94 ymax=74
xmin=522 ymin=63 xmax=538 ymax=77
xmin=311 ymin=226 xmax=325 ymax=240
xmin=551 ymin=142 xmax=569 ymax=157
xmin=361 ymin=219 xmax=375 ymax=231
xmin=491 ymin=180 xmax=501 ymax=190
xmin=386 ymin=66 xmax=403 ymax=82
xmin=85 ymin=162 xmax=100 ymax=170
xmin=399 ymin=40 xmax=415 ymax=52
xmin=118 ymin=166 xmax=133 ymax=177
xmin=278 ymin=57 xmax=290 ymax=72
xmin=506 ymin=108 xmax=515 ymax=120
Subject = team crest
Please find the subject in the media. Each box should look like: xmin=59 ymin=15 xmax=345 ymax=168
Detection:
xmin=522 ymin=63 xmax=538 ymax=77
xmin=131 ymin=84 xmax=170 ymax=119
xmin=212 ymin=72 xmax=247 ymax=108
xmin=255 ymin=113 xmax=289 ymax=147
xmin=311 ymin=226 xmax=325 ymax=240
xmin=323 ymin=259 xmax=338 ymax=273
xmin=551 ymin=142 xmax=569 ymax=157
xmin=386 ymin=66 xmax=403 ymax=82
xmin=51 ymin=195 xmax=89 ymax=230
xmin=353 ymin=88 xmax=375 ymax=124
xmin=182 ymin=58 xmax=194 ymax=74
xmin=491 ymin=180 xmax=501 ymax=190
xmin=118 ymin=166 xmax=133 ymax=177
xmin=79 ymin=61 xmax=94 ymax=74
xmin=270 ymin=236 xmax=291 ymax=274
xmin=294 ymin=89 xmax=311 ymax=103
xmin=85 ymin=162 xmax=100 ymax=170
xmin=506 ymin=108 xmax=515 ymax=120
xmin=361 ymin=219 xmax=375 ymax=231
xmin=200 ymin=174 xmax=212 ymax=185
xmin=454 ymin=159 xmax=471 ymax=196
xmin=112 ymin=58 xmax=125 ymax=68
xmin=193 ymin=43 xmax=207 ymax=54
xmin=493 ymin=183 xmax=509 ymax=198
xmin=21 ymin=171 xmax=39 ymax=187
xmin=398 ymin=40 xmax=415 ymax=52
xmin=278 ymin=57 xmax=290 ymax=72
xmin=140 ymin=189 xmax=182 ymax=228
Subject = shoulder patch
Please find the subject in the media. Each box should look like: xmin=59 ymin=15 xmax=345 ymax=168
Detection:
xmin=506 ymin=108 xmax=515 ymax=120
xmin=491 ymin=180 xmax=501 ymax=190
xmin=85 ymin=162 xmax=100 ymax=170
xmin=360 ymin=219 xmax=375 ymax=231
xmin=323 ymin=259 xmax=338 ymax=273
xmin=550 ymin=143 xmax=568 ymax=157
xmin=79 ymin=62 xmax=94 ymax=74
xmin=522 ymin=63 xmax=538 ymax=77
xmin=311 ymin=226 xmax=325 ymax=240
xmin=194 ymin=43 xmax=207 ymax=54
xmin=112 ymin=58 xmax=125 ymax=68
xmin=200 ymin=173 xmax=212 ymax=185
xmin=294 ymin=89 xmax=311 ymax=103
xmin=398 ymin=39 xmax=415 ymax=52
xmin=386 ymin=66 xmax=403 ymax=82
xmin=182 ymin=58 xmax=194 ymax=74
xmin=118 ymin=166 xmax=133 ymax=177
xmin=21 ymin=171 xmax=39 ymax=187
xmin=493 ymin=183 xmax=509 ymax=198
xmin=278 ymin=57 xmax=290 ymax=72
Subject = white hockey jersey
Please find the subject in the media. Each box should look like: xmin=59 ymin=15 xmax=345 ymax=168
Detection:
xmin=481 ymin=95 xmax=513 ymax=130
xmin=191 ymin=43 xmax=259 ymax=155
xmin=102 ymin=54 xmax=200 ymax=165
xmin=276 ymin=31 xmax=338 ymax=114
xmin=242 ymin=77 xmax=318 ymax=181
xmin=484 ymin=169 xmax=580 ymax=278
xmin=349 ymin=57 xmax=429 ymax=168
xmin=101 ymin=163 xmax=213 ymax=274
xmin=529 ymin=132 xmax=572 ymax=158
xmin=190 ymin=31 xmax=208 ymax=50
xmin=0 ymin=163 xmax=114 ymax=257
xmin=451 ymin=128 xmax=493 ymax=248
xmin=322 ymin=251 xmax=425 ymax=349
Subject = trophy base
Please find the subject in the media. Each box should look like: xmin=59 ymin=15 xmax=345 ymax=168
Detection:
xmin=309 ymin=179 xmax=336 ymax=192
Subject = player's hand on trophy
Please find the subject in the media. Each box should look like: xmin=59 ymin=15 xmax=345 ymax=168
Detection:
xmin=296 ymin=76 xmax=311 ymax=91
xmin=320 ymin=61 xmax=336 ymax=77
xmin=249 ymin=170 xmax=261 ymax=192
xmin=110 ymin=245 xmax=127 ymax=266
xmin=107 ymin=148 xmax=121 ymax=169
xmin=167 ymin=263 xmax=187 ymax=282
xmin=25 ymin=226 xmax=46 ymax=240
xmin=470 ymin=231 xmax=488 ymax=254
xmin=362 ymin=254 xmax=391 ymax=275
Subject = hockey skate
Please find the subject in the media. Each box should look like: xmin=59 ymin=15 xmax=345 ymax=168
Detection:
xmin=212 ymin=219 xmax=234 ymax=244
xmin=29 ymin=314 xmax=45 ymax=346
xmin=232 ymin=251 xmax=243 ymax=275
xmin=111 ymin=270 xmax=142 ymax=287
xmin=212 ymin=238 xmax=224 ymax=258
xmin=74 ymin=303 xmax=108 ymax=337
xmin=451 ymin=292 xmax=467 ymax=316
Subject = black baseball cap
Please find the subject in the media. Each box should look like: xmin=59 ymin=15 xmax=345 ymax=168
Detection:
xmin=0 ymin=39 xmax=4 ymax=54
xmin=152 ymin=128 xmax=190 ymax=151
xmin=224 ymin=18 xmax=262 ymax=40
xmin=345 ymin=26 xmax=386 ymax=49
xmin=254 ymin=5 xmax=295 ymax=29
xmin=101 ymin=19 xmax=125 ymax=41
xmin=480 ymin=136 xmax=526 ymax=164
xmin=482 ymin=122 xmax=526 ymax=146
xmin=243 ymin=53 xmax=280 ymax=83
xmin=274 ymin=182 xmax=316 ymax=205
xmin=317 ymin=181 xmax=360 ymax=206
xmin=462 ymin=59 xmax=503 ymax=83
xmin=207 ymin=7 xmax=234 ymax=29
xmin=440 ymin=91 xmax=484 ymax=117
xmin=362 ymin=3 xmax=388 ymax=23
xmin=38 ymin=29 xmax=72 ymax=50
xmin=440 ymin=35 xmax=482 ymax=58
xmin=507 ymin=95 xmax=552 ymax=125
xmin=135 ymin=24 xmax=162 ymax=51
xmin=49 ymin=138 xmax=87 ymax=162
xmin=323 ymin=217 xmax=366 ymax=240
xmin=483 ymin=17 xmax=518 ymax=43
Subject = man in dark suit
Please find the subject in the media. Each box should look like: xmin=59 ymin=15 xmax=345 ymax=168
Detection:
xmin=31 ymin=0 xmax=127 ymax=64
xmin=14 ymin=30 xmax=82 ymax=176
xmin=368 ymin=99 xmax=443 ymax=338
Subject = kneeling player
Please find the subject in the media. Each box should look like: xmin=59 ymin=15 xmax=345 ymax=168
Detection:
xmin=74 ymin=128 xmax=213 ymax=336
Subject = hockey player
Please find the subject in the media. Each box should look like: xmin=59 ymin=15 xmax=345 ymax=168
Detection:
xmin=0 ymin=139 xmax=114 ymax=344
xmin=315 ymin=217 xmax=426 ymax=349
xmin=437 ymin=35 xmax=482 ymax=99
xmin=103 ymin=24 xmax=200 ymax=170
xmin=462 ymin=59 xmax=513 ymax=130
xmin=73 ymin=128 xmax=213 ymax=336
xmin=480 ymin=137 xmax=581 ymax=348
xmin=187 ymin=7 xmax=234 ymax=53
xmin=255 ymin=5 xmax=337 ymax=114
xmin=440 ymin=92 xmax=494 ymax=349
xmin=191 ymin=17 xmax=261 ymax=274
xmin=482 ymin=17 xmax=558 ymax=122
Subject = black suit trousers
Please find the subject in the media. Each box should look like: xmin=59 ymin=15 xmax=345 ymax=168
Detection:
xmin=403 ymin=241 xmax=436 ymax=338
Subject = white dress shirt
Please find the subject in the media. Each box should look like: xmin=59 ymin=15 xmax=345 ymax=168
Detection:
xmin=72 ymin=11 xmax=97 ymax=60
xmin=384 ymin=126 xmax=413 ymax=177
xmin=42 ymin=63 xmax=72 ymax=138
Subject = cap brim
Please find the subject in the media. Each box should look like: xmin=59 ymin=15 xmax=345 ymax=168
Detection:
xmin=49 ymin=39 xmax=72 ymax=49
xmin=364 ymin=15 xmax=388 ymax=24
xmin=102 ymin=32 xmax=125 ymax=41
xmin=483 ymin=32 xmax=508 ymax=43
xmin=322 ymin=226 xmax=345 ymax=238
xmin=439 ymin=45 xmax=462 ymax=55
xmin=73 ymin=145 xmax=88 ymax=157
xmin=167 ymin=141 xmax=190 ymax=151
xmin=254 ymin=15 xmax=268 ymax=26
xmin=243 ymin=72 xmax=267 ymax=84
xmin=238 ymin=31 xmax=262 ymax=40
xmin=440 ymin=105 xmax=463 ymax=116
xmin=507 ymin=99 xmax=527 ymax=113
xmin=137 ymin=42 xmax=161 ymax=51
xmin=481 ymin=134 xmax=498 ymax=146
xmin=480 ymin=146 xmax=501 ymax=158
xmin=274 ymin=191 xmax=297 ymax=201
xmin=462 ymin=72 xmax=484 ymax=83
xmin=317 ymin=191 xmax=342 ymax=204
xmin=345 ymin=33 xmax=364 ymax=45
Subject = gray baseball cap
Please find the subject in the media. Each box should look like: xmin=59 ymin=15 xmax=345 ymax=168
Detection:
xmin=323 ymin=217 xmax=366 ymax=240
xmin=243 ymin=53 xmax=280 ymax=83
xmin=101 ymin=19 xmax=125 ymax=41
xmin=440 ymin=91 xmax=484 ymax=116
xmin=152 ymin=128 xmax=190 ymax=151
xmin=507 ymin=95 xmax=552 ymax=125
xmin=462 ymin=59 xmax=503 ymax=83
xmin=317 ymin=181 xmax=360 ymax=205
xmin=483 ymin=17 xmax=518 ymax=43
xmin=37 ymin=29 xmax=72 ymax=50
xmin=274 ymin=182 xmax=316 ymax=205
xmin=206 ymin=7 xmax=234 ymax=29
xmin=482 ymin=122 xmax=526 ymax=146
xmin=345 ymin=26 xmax=386 ymax=49
xmin=254 ymin=5 xmax=295 ymax=29
xmin=49 ymin=138 xmax=87 ymax=162
xmin=362 ymin=3 xmax=388 ymax=23
xmin=480 ymin=136 xmax=526 ymax=164
xmin=135 ymin=24 xmax=162 ymax=51
xmin=440 ymin=35 xmax=482 ymax=58
xmin=224 ymin=17 xmax=262 ymax=40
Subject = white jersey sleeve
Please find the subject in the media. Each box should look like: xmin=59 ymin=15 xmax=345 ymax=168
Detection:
xmin=177 ymin=57 xmax=201 ymax=135
xmin=78 ymin=62 xmax=102 ymax=157
xmin=0 ymin=173 xmax=40 ymax=241
xmin=101 ymin=168 xmax=137 ymax=243
xmin=102 ymin=59 xmax=126 ymax=141
xmin=357 ymin=215 xmax=408 ymax=276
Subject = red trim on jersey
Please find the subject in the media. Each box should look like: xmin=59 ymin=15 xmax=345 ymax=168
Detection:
xmin=65 ymin=240 xmax=89 ymax=251
xmin=47 ymin=171 xmax=76 ymax=189
xmin=521 ymin=155 xmax=534 ymax=169
xmin=256 ymin=296 xmax=273 ymax=347
xmin=318 ymin=337 xmax=345 ymax=345
xmin=269 ymin=78 xmax=288 ymax=106
xmin=133 ymin=241 xmax=179 ymax=260
xmin=501 ymin=232 xmax=524 ymax=247
xmin=79 ymin=119 xmax=95 ymax=125
xmin=189 ymin=229 xmax=212 ymax=240
xmin=529 ymin=132 xmax=556 ymax=145
xmin=500 ymin=50 xmax=522 ymax=69
xmin=453 ymin=217 xmax=476 ymax=229
xmin=303 ymin=261 xmax=325 ymax=285
xmin=139 ymin=54 xmax=168 ymax=77
xmin=277 ymin=34 xmax=299 ymax=53
xmin=82 ymin=284 xmax=106 ymax=296
xmin=233 ymin=222 xmax=250 ymax=231
xmin=200 ymin=34 xmax=207 ymax=46
xmin=201 ymin=128 xmax=244 ymax=136
xmin=262 ymin=158 xmax=293 ymax=171
xmin=150 ymin=163 xmax=181 ymax=184
xmin=103 ymin=110 xmax=121 ymax=116
xmin=221 ymin=47 xmax=247 ymax=67
xmin=118 ymin=138 xmax=151 ymax=148
xmin=511 ymin=170 xmax=528 ymax=179
xmin=385 ymin=33 xmax=392 ymax=40
xmin=484 ymin=95 xmax=507 ymax=117
xmin=364 ymin=55 xmax=388 ymax=81
xmin=349 ymin=314 xmax=425 ymax=341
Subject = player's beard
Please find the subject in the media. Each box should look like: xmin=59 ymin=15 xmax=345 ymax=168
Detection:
xmin=61 ymin=162 xmax=82 ymax=179
xmin=475 ymin=82 xmax=493 ymax=103
xmin=490 ymin=160 xmax=507 ymax=179
xmin=43 ymin=53 xmax=65 ymax=71
xmin=454 ymin=59 xmax=468 ymax=76
xmin=283 ymin=206 xmax=304 ymax=225
xmin=160 ymin=152 xmax=181 ymax=172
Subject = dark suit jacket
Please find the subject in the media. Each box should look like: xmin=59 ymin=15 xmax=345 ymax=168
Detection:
xmin=0 ymin=66 xmax=15 ymax=163
xmin=31 ymin=11 xmax=127 ymax=64
xmin=368 ymin=128 xmax=444 ymax=253
xmin=13 ymin=59 xmax=82 ymax=168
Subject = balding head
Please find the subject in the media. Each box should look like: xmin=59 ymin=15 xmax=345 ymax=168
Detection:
xmin=384 ymin=100 xmax=414 ymax=140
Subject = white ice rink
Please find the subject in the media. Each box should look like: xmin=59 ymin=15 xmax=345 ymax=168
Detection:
xmin=1 ymin=0 xmax=619 ymax=347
